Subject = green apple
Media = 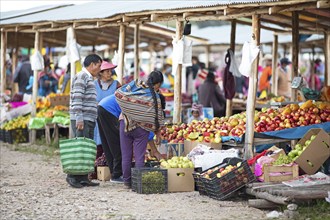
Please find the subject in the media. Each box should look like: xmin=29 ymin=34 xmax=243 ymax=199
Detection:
xmin=305 ymin=140 xmax=312 ymax=146
xmin=295 ymin=144 xmax=302 ymax=151
xmin=310 ymin=135 xmax=317 ymax=141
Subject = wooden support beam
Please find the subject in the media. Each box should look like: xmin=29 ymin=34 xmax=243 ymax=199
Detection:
xmin=134 ymin=24 xmax=140 ymax=81
xmin=150 ymin=13 xmax=159 ymax=22
xmin=269 ymin=6 xmax=287 ymax=15
xmin=291 ymin=12 xmax=299 ymax=102
xmin=244 ymin=15 xmax=260 ymax=160
xmin=183 ymin=12 xmax=197 ymax=20
xmin=0 ymin=29 xmax=7 ymax=104
xmin=226 ymin=20 xmax=236 ymax=117
xmin=173 ymin=20 xmax=183 ymax=124
xmin=117 ymin=24 xmax=126 ymax=85
xmin=31 ymin=31 xmax=40 ymax=144
xmin=271 ymin=34 xmax=278 ymax=95
xmin=325 ymin=31 xmax=330 ymax=86
xmin=317 ymin=0 xmax=330 ymax=8
xmin=12 ymin=33 xmax=19 ymax=95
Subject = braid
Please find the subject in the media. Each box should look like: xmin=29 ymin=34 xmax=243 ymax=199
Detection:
xmin=147 ymin=78 xmax=160 ymax=131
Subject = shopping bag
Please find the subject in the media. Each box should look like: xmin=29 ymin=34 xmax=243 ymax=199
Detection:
xmin=59 ymin=137 xmax=96 ymax=175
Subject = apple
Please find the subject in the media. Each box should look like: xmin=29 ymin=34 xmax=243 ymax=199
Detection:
xmin=310 ymin=134 xmax=317 ymax=141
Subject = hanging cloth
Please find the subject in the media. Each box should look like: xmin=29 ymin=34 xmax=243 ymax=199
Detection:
xmin=228 ymin=49 xmax=242 ymax=77
xmin=223 ymin=49 xmax=236 ymax=100
xmin=239 ymin=41 xmax=260 ymax=77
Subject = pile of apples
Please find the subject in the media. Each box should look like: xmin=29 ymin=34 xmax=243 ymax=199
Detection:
xmin=160 ymin=156 xmax=194 ymax=169
xmin=160 ymin=101 xmax=330 ymax=143
xmin=255 ymin=102 xmax=330 ymax=133
xmin=288 ymin=134 xmax=316 ymax=161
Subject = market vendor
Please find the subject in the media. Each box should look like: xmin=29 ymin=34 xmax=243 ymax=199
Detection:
xmin=38 ymin=59 xmax=58 ymax=97
xmin=276 ymin=58 xmax=292 ymax=98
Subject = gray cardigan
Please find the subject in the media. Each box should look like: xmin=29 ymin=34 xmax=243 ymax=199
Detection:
xmin=70 ymin=70 xmax=97 ymax=122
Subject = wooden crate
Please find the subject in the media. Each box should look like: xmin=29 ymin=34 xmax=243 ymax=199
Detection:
xmin=262 ymin=164 xmax=299 ymax=182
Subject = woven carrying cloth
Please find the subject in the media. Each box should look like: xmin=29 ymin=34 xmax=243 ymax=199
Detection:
xmin=115 ymin=80 xmax=164 ymax=132
xmin=59 ymin=137 xmax=97 ymax=175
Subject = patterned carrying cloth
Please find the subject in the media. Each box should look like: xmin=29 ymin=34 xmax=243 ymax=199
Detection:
xmin=115 ymin=80 xmax=164 ymax=132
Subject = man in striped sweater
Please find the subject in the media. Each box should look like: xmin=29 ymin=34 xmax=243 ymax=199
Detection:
xmin=67 ymin=54 xmax=102 ymax=188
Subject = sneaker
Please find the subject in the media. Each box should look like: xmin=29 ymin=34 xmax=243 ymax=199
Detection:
xmin=110 ymin=177 xmax=124 ymax=184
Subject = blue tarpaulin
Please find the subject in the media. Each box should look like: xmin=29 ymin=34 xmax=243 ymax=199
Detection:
xmin=222 ymin=122 xmax=330 ymax=143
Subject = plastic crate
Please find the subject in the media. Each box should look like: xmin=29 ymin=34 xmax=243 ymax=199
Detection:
xmin=5 ymin=128 xmax=29 ymax=144
xmin=0 ymin=129 xmax=4 ymax=142
xmin=131 ymin=167 xmax=168 ymax=194
xmin=192 ymin=172 xmax=207 ymax=196
xmin=201 ymin=158 xmax=255 ymax=200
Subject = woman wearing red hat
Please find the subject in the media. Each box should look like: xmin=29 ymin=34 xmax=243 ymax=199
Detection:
xmin=92 ymin=61 xmax=121 ymax=179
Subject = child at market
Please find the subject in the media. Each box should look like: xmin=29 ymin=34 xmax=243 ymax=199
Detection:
xmin=188 ymin=103 xmax=203 ymax=123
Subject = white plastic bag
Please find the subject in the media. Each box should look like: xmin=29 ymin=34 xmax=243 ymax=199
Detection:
xmin=112 ymin=50 xmax=118 ymax=65
xmin=239 ymin=41 xmax=260 ymax=77
xmin=30 ymin=51 xmax=44 ymax=71
xmin=69 ymin=39 xmax=81 ymax=63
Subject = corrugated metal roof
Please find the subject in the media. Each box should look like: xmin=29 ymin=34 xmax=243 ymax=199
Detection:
xmin=0 ymin=4 xmax=72 ymax=20
xmin=0 ymin=0 xmax=278 ymax=25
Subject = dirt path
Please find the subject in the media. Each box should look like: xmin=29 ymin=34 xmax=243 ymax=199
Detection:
xmin=0 ymin=143 xmax=268 ymax=220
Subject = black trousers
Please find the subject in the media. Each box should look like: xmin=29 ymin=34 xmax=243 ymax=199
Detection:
xmin=97 ymin=106 xmax=122 ymax=179
xmin=68 ymin=120 xmax=96 ymax=181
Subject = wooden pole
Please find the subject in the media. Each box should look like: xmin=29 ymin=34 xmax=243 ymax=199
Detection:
xmin=12 ymin=32 xmax=19 ymax=95
xmin=311 ymin=47 xmax=315 ymax=90
xmin=244 ymin=15 xmax=260 ymax=160
xmin=31 ymin=31 xmax=40 ymax=143
xmin=117 ymin=24 xmax=126 ymax=85
xmin=173 ymin=20 xmax=183 ymax=124
xmin=66 ymin=27 xmax=77 ymax=85
xmin=325 ymin=31 xmax=330 ymax=86
xmin=134 ymin=24 xmax=140 ymax=81
xmin=226 ymin=20 xmax=236 ymax=117
xmin=271 ymin=34 xmax=278 ymax=95
xmin=205 ymin=45 xmax=210 ymax=68
xmin=148 ymin=46 xmax=154 ymax=74
xmin=291 ymin=11 xmax=299 ymax=101
xmin=0 ymin=29 xmax=7 ymax=104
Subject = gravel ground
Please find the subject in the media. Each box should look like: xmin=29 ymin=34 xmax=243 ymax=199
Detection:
xmin=0 ymin=143 xmax=268 ymax=220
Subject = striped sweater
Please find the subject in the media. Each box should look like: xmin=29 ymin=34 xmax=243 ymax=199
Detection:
xmin=70 ymin=70 xmax=97 ymax=122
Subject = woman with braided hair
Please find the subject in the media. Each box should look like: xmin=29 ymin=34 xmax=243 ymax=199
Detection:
xmin=115 ymin=70 xmax=164 ymax=188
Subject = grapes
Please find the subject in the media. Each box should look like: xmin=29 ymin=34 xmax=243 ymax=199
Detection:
xmin=273 ymin=154 xmax=292 ymax=165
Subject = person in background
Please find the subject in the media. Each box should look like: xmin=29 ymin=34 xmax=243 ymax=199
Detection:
xmin=37 ymin=59 xmax=58 ymax=97
xmin=188 ymin=103 xmax=203 ymax=123
xmin=13 ymin=55 xmax=33 ymax=94
xmin=161 ymin=60 xmax=174 ymax=89
xmin=276 ymin=57 xmax=292 ymax=98
xmin=97 ymin=94 xmax=124 ymax=183
xmin=58 ymin=61 xmax=83 ymax=94
xmin=68 ymin=54 xmax=102 ymax=188
xmin=93 ymin=61 xmax=120 ymax=179
xmin=308 ymin=58 xmax=322 ymax=91
xmin=258 ymin=54 xmax=273 ymax=97
xmin=198 ymin=69 xmax=226 ymax=117
xmin=116 ymin=70 xmax=164 ymax=188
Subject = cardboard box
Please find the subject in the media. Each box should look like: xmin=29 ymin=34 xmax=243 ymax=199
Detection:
xmin=262 ymin=164 xmax=299 ymax=182
xmin=167 ymin=168 xmax=194 ymax=192
xmin=295 ymin=128 xmax=330 ymax=175
xmin=184 ymin=140 xmax=222 ymax=156
xmin=49 ymin=95 xmax=70 ymax=106
xmin=266 ymin=146 xmax=286 ymax=160
xmin=97 ymin=166 xmax=111 ymax=181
